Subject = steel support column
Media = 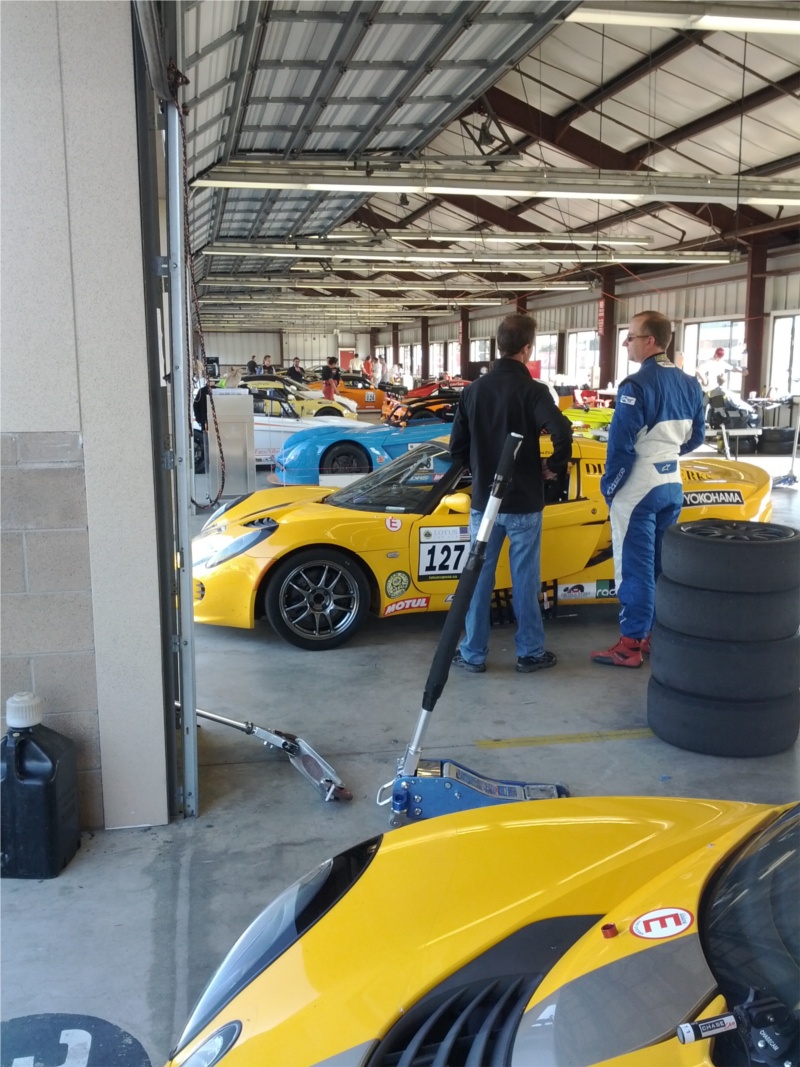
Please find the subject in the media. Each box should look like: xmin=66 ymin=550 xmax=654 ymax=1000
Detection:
xmin=460 ymin=307 xmax=470 ymax=378
xmin=421 ymin=317 xmax=430 ymax=380
xmin=598 ymin=271 xmax=616 ymax=387
xmin=166 ymin=100 xmax=199 ymax=817
xmin=745 ymin=241 xmax=768 ymax=391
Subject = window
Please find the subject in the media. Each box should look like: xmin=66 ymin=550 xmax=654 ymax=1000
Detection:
xmin=683 ymin=320 xmax=746 ymax=396
xmin=470 ymin=338 xmax=491 ymax=362
xmin=399 ymin=345 xmax=412 ymax=373
xmin=534 ymin=333 xmax=557 ymax=380
xmin=566 ymin=330 xmax=599 ymax=385
xmin=446 ymin=340 xmax=461 ymax=377
xmin=770 ymin=314 xmax=800 ymax=395
xmin=412 ymin=344 xmax=423 ymax=377
xmin=430 ymin=343 xmax=445 ymax=377
xmin=616 ymin=328 xmax=636 ymax=382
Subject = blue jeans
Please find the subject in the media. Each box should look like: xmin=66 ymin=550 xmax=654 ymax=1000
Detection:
xmin=458 ymin=509 xmax=545 ymax=666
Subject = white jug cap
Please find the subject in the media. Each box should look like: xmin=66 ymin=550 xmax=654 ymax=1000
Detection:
xmin=6 ymin=691 xmax=43 ymax=729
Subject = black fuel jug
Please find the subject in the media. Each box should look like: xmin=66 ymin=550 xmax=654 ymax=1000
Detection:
xmin=1 ymin=692 xmax=80 ymax=879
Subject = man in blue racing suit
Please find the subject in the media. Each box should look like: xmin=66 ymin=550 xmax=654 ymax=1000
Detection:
xmin=591 ymin=310 xmax=705 ymax=668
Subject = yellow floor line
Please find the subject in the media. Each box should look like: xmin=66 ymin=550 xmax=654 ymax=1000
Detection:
xmin=477 ymin=727 xmax=654 ymax=748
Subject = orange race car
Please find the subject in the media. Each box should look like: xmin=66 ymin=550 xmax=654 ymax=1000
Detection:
xmin=307 ymin=372 xmax=387 ymax=412
xmin=381 ymin=377 xmax=469 ymax=418
xmin=384 ymin=386 xmax=465 ymax=425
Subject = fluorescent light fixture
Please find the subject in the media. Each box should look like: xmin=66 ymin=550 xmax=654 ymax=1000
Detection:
xmin=192 ymin=164 xmax=796 ymax=206
xmin=200 ymin=277 xmax=534 ymax=291
xmin=328 ymin=230 xmax=654 ymax=247
xmin=565 ymin=4 xmax=800 ymax=34
xmin=202 ymin=242 xmax=735 ymax=266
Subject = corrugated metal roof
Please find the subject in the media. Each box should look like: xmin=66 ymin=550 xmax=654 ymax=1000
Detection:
xmin=170 ymin=0 xmax=800 ymax=331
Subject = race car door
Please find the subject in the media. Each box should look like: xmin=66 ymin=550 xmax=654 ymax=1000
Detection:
xmin=410 ymin=492 xmax=607 ymax=609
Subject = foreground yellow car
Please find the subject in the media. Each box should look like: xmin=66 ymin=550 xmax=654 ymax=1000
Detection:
xmin=191 ymin=437 xmax=772 ymax=649
xmin=166 ymin=796 xmax=798 ymax=1067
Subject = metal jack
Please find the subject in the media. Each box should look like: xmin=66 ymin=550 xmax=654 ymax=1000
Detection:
xmin=377 ymin=433 xmax=569 ymax=825
xmin=180 ymin=702 xmax=352 ymax=801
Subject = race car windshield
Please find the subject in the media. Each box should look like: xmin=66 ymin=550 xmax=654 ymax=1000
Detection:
xmin=326 ymin=442 xmax=460 ymax=513
xmin=701 ymin=804 xmax=799 ymax=1012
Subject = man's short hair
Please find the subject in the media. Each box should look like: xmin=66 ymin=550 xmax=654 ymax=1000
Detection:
xmin=633 ymin=311 xmax=672 ymax=350
xmin=496 ymin=314 xmax=537 ymax=357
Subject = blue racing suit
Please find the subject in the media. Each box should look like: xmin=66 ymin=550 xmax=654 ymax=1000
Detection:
xmin=601 ymin=353 xmax=705 ymax=638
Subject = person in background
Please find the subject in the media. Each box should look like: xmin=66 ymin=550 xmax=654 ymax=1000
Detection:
xmin=246 ymin=356 xmax=258 ymax=375
xmin=377 ymin=357 xmax=389 ymax=386
xmin=349 ymin=353 xmax=363 ymax=374
xmin=362 ymin=355 xmax=374 ymax=384
xmin=262 ymin=354 xmax=274 ymax=375
xmin=286 ymin=357 xmax=306 ymax=384
xmin=449 ymin=313 xmax=573 ymax=675
xmin=390 ymin=363 xmax=403 ymax=385
xmin=591 ymin=310 xmax=705 ymax=669
xmin=321 ymin=356 xmax=341 ymax=400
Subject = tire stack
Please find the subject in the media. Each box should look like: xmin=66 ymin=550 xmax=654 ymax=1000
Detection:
xmin=758 ymin=426 xmax=797 ymax=455
xmin=648 ymin=519 xmax=800 ymax=757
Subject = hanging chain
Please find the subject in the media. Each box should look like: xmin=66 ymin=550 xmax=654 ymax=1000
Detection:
xmin=167 ymin=62 xmax=225 ymax=508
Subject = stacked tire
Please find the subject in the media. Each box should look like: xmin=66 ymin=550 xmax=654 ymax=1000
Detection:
xmin=758 ymin=426 xmax=797 ymax=455
xmin=648 ymin=519 xmax=800 ymax=757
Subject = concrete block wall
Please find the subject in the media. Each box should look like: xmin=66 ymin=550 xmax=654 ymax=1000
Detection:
xmin=1 ymin=1 xmax=169 ymax=829
xmin=1 ymin=432 xmax=103 ymax=827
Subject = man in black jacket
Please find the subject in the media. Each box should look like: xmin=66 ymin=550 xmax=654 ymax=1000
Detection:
xmin=449 ymin=314 xmax=573 ymax=673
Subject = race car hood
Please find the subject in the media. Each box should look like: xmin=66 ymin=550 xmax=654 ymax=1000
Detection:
xmin=170 ymin=797 xmax=781 ymax=1067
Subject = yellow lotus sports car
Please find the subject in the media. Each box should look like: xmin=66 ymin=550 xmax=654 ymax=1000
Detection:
xmin=191 ymin=437 xmax=772 ymax=650
xmin=166 ymin=796 xmax=799 ymax=1067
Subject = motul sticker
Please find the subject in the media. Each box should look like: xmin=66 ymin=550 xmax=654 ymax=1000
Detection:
xmin=682 ymin=490 xmax=744 ymax=506
xmin=384 ymin=596 xmax=430 ymax=616
xmin=385 ymin=517 xmax=403 ymax=531
xmin=631 ymin=908 xmax=694 ymax=939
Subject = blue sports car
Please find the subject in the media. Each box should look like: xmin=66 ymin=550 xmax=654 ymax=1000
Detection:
xmin=274 ymin=418 xmax=453 ymax=484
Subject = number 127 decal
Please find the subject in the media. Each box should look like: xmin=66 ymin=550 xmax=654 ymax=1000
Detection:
xmin=419 ymin=541 xmax=467 ymax=579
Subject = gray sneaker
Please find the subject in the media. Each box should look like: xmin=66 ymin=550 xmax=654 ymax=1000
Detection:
xmin=516 ymin=651 xmax=557 ymax=673
xmin=452 ymin=652 xmax=486 ymax=674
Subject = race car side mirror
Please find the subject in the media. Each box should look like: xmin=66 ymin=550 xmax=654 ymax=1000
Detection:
xmin=438 ymin=492 xmax=471 ymax=515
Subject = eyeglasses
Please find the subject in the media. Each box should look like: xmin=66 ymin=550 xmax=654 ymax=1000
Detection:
xmin=623 ymin=333 xmax=652 ymax=342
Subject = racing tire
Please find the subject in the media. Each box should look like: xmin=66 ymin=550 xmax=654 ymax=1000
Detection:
xmin=407 ymin=408 xmax=443 ymax=421
xmin=655 ymin=575 xmax=800 ymax=642
xmin=660 ymin=520 xmax=800 ymax=593
xmin=650 ymin=622 xmax=800 ymax=701
xmin=265 ymin=548 xmax=370 ymax=650
xmin=647 ymin=677 xmax=800 ymax=757
xmin=316 ymin=407 xmax=345 ymax=417
xmin=320 ymin=443 xmax=371 ymax=476
xmin=715 ymin=434 xmax=757 ymax=454
xmin=759 ymin=426 xmax=796 ymax=448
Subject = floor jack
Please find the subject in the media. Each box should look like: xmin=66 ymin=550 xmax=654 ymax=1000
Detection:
xmin=377 ymin=433 xmax=569 ymax=826
xmin=192 ymin=706 xmax=352 ymax=802
xmin=772 ymin=400 xmax=800 ymax=489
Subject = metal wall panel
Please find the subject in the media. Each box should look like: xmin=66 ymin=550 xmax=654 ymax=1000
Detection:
xmin=430 ymin=321 xmax=458 ymax=342
xmin=204 ymin=331 xmax=283 ymax=367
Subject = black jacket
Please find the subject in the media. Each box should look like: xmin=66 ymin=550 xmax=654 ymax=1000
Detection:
xmin=449 ymin=359 xmax=573 ymax=513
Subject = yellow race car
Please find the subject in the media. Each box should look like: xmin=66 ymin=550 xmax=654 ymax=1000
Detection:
xmin=166 ymin=796 xmax=799 ymax=1067
xmin=191 ymin=437 xmax=772 ymax=649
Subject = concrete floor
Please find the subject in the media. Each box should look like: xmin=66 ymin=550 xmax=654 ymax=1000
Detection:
xmin=3 ymin=446 xmax=799 ymax=1067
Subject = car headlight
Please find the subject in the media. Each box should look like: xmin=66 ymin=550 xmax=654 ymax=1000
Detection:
xmin=172 ymin=836 xmax=381 ymax=1056
xmin=176 ymin=1022 xmax=241 ymax=1067
xmin=201 ymin=495 xmax=251 ymax=532
xmin=204 ymin=525 xmax=277 ymax=569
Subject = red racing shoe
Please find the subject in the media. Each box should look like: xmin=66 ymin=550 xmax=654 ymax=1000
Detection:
xmin=591 ymin=635 xmax=643 ymax=668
